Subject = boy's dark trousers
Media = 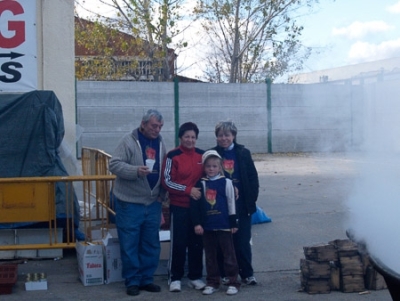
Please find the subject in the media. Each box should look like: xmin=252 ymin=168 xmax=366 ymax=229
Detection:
xmin=203 ymin=230 xmax=240 ymax=288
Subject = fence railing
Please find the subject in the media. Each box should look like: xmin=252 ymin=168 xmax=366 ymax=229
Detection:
xmin=81 ymin=147 xmax=115 ymax=223
xmin=0 ymin=174 xmax=115 ymax=251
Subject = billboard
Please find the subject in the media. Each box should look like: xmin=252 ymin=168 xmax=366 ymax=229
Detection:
xmin=0 ymin=0 xmax=37 ymax=92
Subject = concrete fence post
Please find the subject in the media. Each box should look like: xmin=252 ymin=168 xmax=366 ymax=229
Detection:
xmin=174 ymin=77 xmax=180 ymax=147
xmin=266 ymin=78 xmax=272 ymax=153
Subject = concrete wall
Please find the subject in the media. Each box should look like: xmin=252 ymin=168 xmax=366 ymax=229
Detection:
xmin=271 ymin=84 xmax=363 ymax=152
xmin=76 ymin=81 xmax=365 ymax=155
xmin=37 ymin=0 xmax=76 ymax=168
xmin=77 ymin=81 xmax=176 ymax=154
xmin=178 ymin=83 xmax=268 ymax=152
xmin=0 ymin=1 xmax=75 ymax=175
xmin=363 ymin=80 xmax=400 ymax=153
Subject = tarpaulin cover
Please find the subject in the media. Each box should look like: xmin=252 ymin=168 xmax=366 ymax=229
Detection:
xmin=0 ymin=90 xmax=80 ymax=234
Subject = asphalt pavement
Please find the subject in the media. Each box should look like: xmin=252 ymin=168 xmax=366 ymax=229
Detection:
xmin=1 ymin=153 xmax=392 ymax=300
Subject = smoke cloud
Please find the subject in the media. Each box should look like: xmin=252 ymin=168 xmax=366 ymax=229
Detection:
xmin=346 ymin=82 xmax=400 ymax=274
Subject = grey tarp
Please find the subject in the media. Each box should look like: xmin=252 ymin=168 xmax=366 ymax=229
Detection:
xmin=0 ymin=90 xmax=82 ymax=239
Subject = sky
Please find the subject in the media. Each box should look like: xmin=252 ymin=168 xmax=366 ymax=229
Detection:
xmin=75 ymin=0 xmax=400 ymax=81
xmin=297 ymin=0 xmax=400 ymax=73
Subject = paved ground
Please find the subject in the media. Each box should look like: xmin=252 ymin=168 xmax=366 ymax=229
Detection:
xmin=1 ymin=153 xmax=393 ymax=300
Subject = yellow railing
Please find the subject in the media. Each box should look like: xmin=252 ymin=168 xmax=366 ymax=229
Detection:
xmin=81 ymin=147 xmax=115 ymax=221
xmin=0 ymin=147 xmax=116 ymax=251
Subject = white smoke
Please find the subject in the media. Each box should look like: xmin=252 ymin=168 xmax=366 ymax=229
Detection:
xmin=346 ymin=80 xmax=400 ymax=274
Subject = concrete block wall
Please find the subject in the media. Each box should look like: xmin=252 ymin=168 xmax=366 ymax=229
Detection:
xmin=271 ymin=84 xmax=363 ymax=152
xmin=363 ymin=80 xmax=400 ymax=152
xmin=77 ymin=81 xmax=175 ymax=155
xmin=177 ymin=83 xmax=268 ymax=152
xmin=76 ymin=81 xmax=365 ymax=156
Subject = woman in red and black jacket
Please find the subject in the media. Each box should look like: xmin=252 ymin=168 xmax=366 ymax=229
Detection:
xmin=162 ymin=122 xmax=206 ymax=292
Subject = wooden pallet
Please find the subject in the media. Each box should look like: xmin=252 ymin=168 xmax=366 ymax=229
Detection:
xmin=300 ymin=273 xmax=331 ymax=294
xmin=301 ymin=239 xmax=387 ymax=294
xmin=300 ymin=259 xmax=331 ymax=279
xmin=304 ymin=243 xmax=338 ymax=262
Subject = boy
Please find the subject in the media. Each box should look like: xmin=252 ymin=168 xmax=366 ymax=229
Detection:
xmin=190 ymin=150 xmax=240 ymax=295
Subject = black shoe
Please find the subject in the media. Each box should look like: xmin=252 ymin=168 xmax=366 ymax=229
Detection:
xmin=127 ymin=285 xmax=140 ymax=296
xmin=139 ymin=283 xmax=161 ymax=292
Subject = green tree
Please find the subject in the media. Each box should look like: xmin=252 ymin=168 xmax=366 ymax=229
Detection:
xmin=75 ymin=0 xmax=188 ymax=81
xmin=194 ymin=0 xmax=323 ymax=83
xmin=74 ymin=17 xmax=145 ymax=80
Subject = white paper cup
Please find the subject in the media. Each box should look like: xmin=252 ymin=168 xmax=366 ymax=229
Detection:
xmin=145 ymin=159 xmax=155 ymax=171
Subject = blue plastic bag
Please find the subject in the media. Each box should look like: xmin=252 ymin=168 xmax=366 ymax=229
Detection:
xmin=251 ymin=206 xmax=272 ymax=224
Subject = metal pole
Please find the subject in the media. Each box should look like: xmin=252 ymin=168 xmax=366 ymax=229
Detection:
xmin=174 ymin=77 xmax=180 ymax=147
xmin=266 ymin=78 xmax=272 ymax=153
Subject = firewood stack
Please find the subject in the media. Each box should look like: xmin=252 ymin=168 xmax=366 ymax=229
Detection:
xmin=300 ymin=239 xmax=387 ymax=294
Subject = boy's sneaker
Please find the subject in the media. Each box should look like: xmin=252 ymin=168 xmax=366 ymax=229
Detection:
xmin=226 ymin=286 xmax=238 ymax=295
xmin=243 ymin=276 xmax=257 ymax=285
xmin=188 ymin=279 xmax=206 ymax=290
xmin=221 ymin=277 xmax=229 ymax=285
xmin=169 ymin=280 xmax=181 ymax=292
xmin=202 ymin=286 xmax=218 ymax=295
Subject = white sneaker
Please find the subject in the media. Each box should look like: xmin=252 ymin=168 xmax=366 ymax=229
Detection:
xmin=188 ymin=279 xmax=206 ymax=290
xmin=226 ymin=286 xmax=238 ymax=295
xmin=221 ymin=277 xmax=229 ymax=285
xmin=169 ymin=280 xmax=181 ymax=292
xmin=202 ymin=286 xmax=218 ymax=295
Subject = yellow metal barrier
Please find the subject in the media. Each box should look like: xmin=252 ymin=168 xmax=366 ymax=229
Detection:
xmin=0 ymin=175 xmax=115 ymax=251
xmin=81 ymin=147 xmax=115 ymax=222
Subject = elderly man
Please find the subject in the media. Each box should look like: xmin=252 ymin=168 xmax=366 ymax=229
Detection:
xmin=109 ymin=109 xmax=166 ymax=296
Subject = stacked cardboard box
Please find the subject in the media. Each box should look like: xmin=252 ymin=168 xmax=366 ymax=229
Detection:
xmin=77 ymin=228 xmax=171 ymax=286
xmin=102 ymin=233 xmax=124 ymax=284
xmin=159 ymin=230 xmax=171 ymax=261
xmin=76 ymin=230 xmax=123 ymax=286
xmin=76 ymin=241 xmax=104 ymax=286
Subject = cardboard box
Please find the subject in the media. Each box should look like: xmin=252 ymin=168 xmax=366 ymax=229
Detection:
xmin=86 ymin=224 xmax=118 ymax=242
xmin=160 ymin=241 xmax=170 ymax=260
xmin=24 ymin=273 xmax=48 ymax=291
xmin=76 ymin=241 xmax=104 ymax=286
xmin=77 ymin=228 xmax=170 ymax=286
xmin=159 ymin=230 xmax=170 ymax=261
xmin=102 ymin=233 xmax=123 ymax=284
xmin=25 ymin=280 xmax=48 ymax=291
